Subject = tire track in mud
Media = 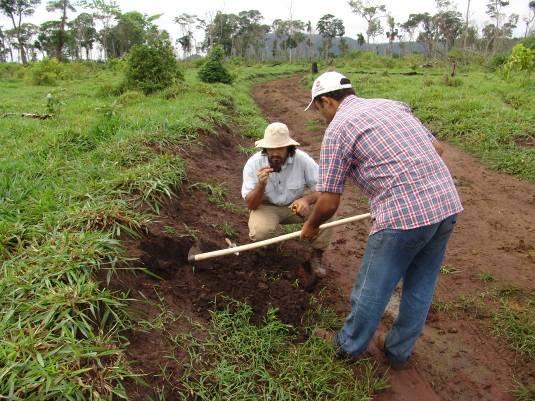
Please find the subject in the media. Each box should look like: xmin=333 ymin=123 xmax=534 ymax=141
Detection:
xmin=251 ymin=74 xmax=535 ymax=401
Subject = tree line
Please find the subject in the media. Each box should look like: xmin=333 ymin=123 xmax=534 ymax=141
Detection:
xmin=1 ymin=0 xmax=534 ymax=64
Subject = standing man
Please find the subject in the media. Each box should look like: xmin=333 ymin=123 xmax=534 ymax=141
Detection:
xmin=301 ymin=71 xmax=462 ymax=368
xmin=242 ymin=122 xmax=333 ymax=277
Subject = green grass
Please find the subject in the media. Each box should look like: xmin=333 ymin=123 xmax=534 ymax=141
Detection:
xmin=493 ymin=289 xmax=535 ymax=359
xmin=433 ymin=286 xmax=534 ymax=359
xmin=305 ymin=54 xmax=535 ymax=181
xmin=2 ymin=55 xmax=533 ymax=398
xmin=176 ymin=300 xmax=387 ymax=400
xmin=0 ymin=59 xmax=309 ymax=399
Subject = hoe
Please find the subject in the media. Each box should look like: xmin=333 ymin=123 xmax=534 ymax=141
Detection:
xmin=188 ymin=212 xmax=371 ymax=265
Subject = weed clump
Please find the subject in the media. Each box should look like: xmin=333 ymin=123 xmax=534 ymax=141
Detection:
xmin=125 ymin=40 xmax=183 ymax=94
xmin=30 ymin=58 xmax=63 ymax=85
xmin=198 ymin=46 xmax=233 ymax=84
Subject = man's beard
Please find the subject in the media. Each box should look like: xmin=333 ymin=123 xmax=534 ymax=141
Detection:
xmin=268 ymin=156 xmax=284 ymax=172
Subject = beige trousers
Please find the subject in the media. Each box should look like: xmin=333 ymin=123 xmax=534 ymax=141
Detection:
xmin=248 ymin=203 xmax=333 ymax=251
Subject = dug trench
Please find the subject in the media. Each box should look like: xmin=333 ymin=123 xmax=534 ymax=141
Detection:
xmin=106 ymin=75 xmax=534 ymax=401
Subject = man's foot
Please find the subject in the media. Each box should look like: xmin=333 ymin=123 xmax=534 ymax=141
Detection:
xmin=375 ymin=333 xmax=410 ymax=370
xmin=314 ymin=328 xmax=371 ymax=362
xmin=309 ymin=249 xmax=327 ymax=278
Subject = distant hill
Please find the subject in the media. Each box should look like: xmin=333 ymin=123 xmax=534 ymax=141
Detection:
xmin=261 ymin=33 xmax=427 ymax=59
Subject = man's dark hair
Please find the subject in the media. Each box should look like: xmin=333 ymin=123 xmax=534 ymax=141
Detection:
xmin=261 ymin=145 xmax=297 ymax=157
xmin=314 ymin=78 xmax=355 ymax=104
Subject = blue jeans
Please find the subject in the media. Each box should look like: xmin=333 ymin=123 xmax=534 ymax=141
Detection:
xmin=335 ymin=214 xmax=457 ymax=364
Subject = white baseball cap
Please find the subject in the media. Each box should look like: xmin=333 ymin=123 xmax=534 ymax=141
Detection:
xmin=304 ymin=71 xmax=353 ymax=111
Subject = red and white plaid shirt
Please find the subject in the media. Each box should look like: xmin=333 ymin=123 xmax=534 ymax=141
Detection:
xmin=319 ymin=95 xmax=463 ymax=234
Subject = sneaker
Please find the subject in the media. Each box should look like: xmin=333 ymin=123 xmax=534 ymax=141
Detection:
xmin=309 ymin=250 xmax=327 ymax=278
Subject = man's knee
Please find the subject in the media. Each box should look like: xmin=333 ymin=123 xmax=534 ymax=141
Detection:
xmin=249 ymin=221 xmax=278 ymax=241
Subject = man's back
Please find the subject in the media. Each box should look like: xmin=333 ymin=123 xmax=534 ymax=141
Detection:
xmin=318 ymin=95 xmax=462 ymax=233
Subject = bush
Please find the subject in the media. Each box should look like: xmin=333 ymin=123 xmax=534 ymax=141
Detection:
xmin=30 ymin=58 xmax=63 ymax=85
xmin=0 ymin=63 xmax=26 ymax=80
xmin=117 ymin=90 xmax=145 ymax=105
xmin=521 ymin=35 xmax=535 ymax=51
xmin=486 ymin=54 xmax=508 ymax=70
xmin=442 ymin=75 xmax=463 ymax=87
xmin=198 ymin=46 xmax=233 ymax=84
xmin=500 ymin=44 xmax=534 ymax=79
xmin=125 ymin=40 xmax=183 ymax=94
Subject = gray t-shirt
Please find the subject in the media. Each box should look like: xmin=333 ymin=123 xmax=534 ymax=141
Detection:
xmin=242 ymin=149 xmax=319 ymax=206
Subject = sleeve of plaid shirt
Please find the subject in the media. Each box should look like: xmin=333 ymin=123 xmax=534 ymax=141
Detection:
xmin=317 ymin=128 xmax=352 ymax=194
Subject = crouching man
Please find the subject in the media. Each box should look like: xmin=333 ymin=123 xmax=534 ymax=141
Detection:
xmin=242 ymin=122 xmax=332 ymax=277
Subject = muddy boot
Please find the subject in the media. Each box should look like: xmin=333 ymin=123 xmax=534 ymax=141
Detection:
xmin=309 ymin=249 xmax=326 ymax=278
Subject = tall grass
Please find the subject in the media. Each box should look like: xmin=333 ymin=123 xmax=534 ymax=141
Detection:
xmin=0 ymin=60 xmax=306 ymax=398
xmin=177 ymin=300 xmax=387 ymax=400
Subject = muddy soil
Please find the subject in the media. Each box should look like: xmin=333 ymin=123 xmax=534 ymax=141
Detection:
xmin=111 ymin=76 xmax=534 ymax=400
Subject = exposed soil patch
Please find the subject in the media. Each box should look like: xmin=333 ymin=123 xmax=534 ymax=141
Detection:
xmin=106 ymin=126 xmax=328 ymax=399
xmin=251 ymin=75 xmax=535 ymax=401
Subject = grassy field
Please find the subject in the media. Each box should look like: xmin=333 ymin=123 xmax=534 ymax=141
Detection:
xmin=308 ymin=52 xmax=535 ymax=180
xmin=0 ymin=61 xmax=308 ymax=399
xmin=0 ymin=54 xmax=533 ymax=399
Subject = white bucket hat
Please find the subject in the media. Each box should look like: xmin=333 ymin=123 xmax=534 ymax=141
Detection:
xmin=255 ymin=122 xmax=300 ymax=148
xmin=304 ymin=71 xmax=353 ymax=111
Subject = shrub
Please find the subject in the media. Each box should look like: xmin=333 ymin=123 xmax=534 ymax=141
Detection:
xmin=117 ymin=90 xmax=145 ymax=105
xmin=442 ymin=75 xmax=463 ymax=87
xmin=0 ymin=63 xmax=26 ymax=79
xmin=486 ymin=54 xmax=508 ymax=70
xmin=500 ymin=44 xmax=534 ymax=79
xmin=198 ymin=46 xmax=233 ymax=84
xmin=30 ymin=58 xmax=63 ymax=85
xmin=125 ymin=40 xmax=183 ymax=94
xmin=521 ymin=35 xmax=535 ymax=51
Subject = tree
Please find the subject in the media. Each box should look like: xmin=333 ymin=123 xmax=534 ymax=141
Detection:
xmin=46 ymin=0 xmax=75 ymax=60
xmin=0 ymin=26 xmax=7 ymax=61
xmin=357 ymin=32 xmax=365 ymax=47
xmin=69 ymin=12 xmax=96 ymax=59
xmin=234 ymin=10 xmax=269 ymax=60
xmin=305 ymin=20 xmax=314 ymax=59
xmin=435 ymin=10 xmax=464 ymax=50
xmin=0 ymin=0 xmax=41 ymax=63
xmin=385 ymin=15 xmax=399 ymax=54
xmin=36 ymin=20 xmax=61 ymax=57
xmin=523 ymin=1 xmax=535 ymax=37
xmin=317 ymin=14 xmax=344 ymax=58
xmin=272 ymin=18 xmax=304 ymax=61
xmin=78 ymin=0 xmax=120 ymax=60
xmin=348 ymin=0 xmax=386 ymax=44
xmin=400 ymin=16 xmax=419 ymax=43
xmin=204 ymin=12 xmax=239 ymax=56
xmin=484 ymin=1 xmax=518 ymax=52
xmin=174 ymin=13 xmax=196 ymax=58
xmin=102 ymin=12 xmax=164 ymax=58
xmin=410 ymin=13 xmax=436 ymax=57
xmin=462 ymin=0 xmax=472 ymax=49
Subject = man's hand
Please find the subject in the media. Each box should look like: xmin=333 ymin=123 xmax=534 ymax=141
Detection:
xmin=301 ymin=220 xmax=320 ymax=241
xmin=289 ymin=197 xmax=310 ymax=218
xmin=257 ymin=166 xmax=273 ymax=186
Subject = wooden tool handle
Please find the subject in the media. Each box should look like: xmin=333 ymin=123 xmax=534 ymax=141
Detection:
xmin=191 ymin=212 xmax=371 ymax=262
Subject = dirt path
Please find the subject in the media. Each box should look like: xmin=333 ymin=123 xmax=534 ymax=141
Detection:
xmin=251 ymin=75 xmax=535 ymax=401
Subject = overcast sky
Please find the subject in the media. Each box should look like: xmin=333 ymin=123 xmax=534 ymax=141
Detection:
xmin=1 ymin=0 xmax=532 ymax=42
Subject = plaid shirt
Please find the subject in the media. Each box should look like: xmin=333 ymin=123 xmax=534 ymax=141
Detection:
xmin=319 ymin=95 xmax=463 ymax=234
